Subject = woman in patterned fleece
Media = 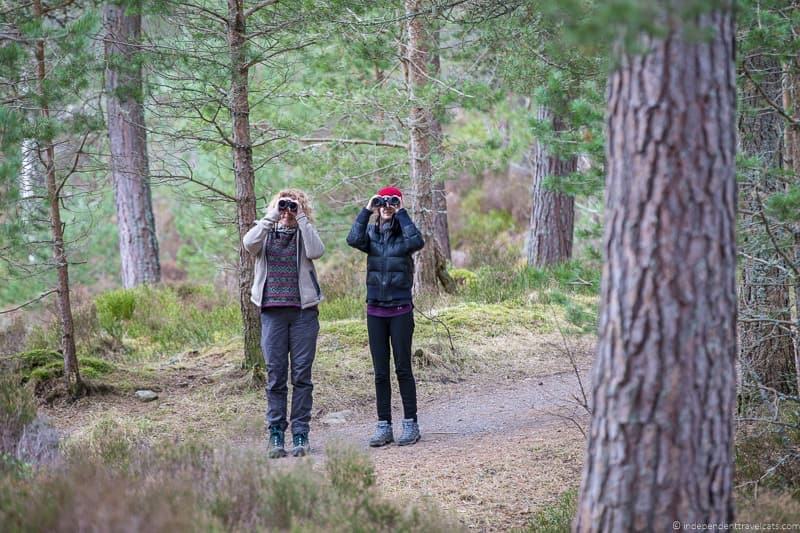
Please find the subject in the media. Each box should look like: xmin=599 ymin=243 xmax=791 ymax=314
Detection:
xmin=346 ymin=186 xmax=425 ymax=447
xmin=243 ymin=189 xmax=324 ymax=458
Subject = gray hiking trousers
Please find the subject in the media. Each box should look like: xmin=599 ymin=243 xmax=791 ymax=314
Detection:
xmin=260 ymin=306 xmax=320 ymax=435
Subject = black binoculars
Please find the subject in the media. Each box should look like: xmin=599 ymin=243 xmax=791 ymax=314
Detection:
xmin=371 ymin=196 xmax=401 ymax=208
xmin=278 ymin=199 xmax=298 ymax=212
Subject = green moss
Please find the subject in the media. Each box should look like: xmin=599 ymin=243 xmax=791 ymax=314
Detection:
xmin=11 ymin=349 xmax=115 ymax=384
xmin=79 ymin=357 xmax=115 ymax=379
xmin=418 ymin=302 xmax=549 ymax=336
xmin=16 ymin=349 xmax=62 ymax=371
xmin=448 ymin=268 xmax=478 ymax=289
xmin=29 ymin=362 xmax=64 ymax=382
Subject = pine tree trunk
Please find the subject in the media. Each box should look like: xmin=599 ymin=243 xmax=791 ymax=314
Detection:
xmin=34 ymin=0 xmax=82 ymax=394
xmin=430 ymin=28 xmax=451 ymax=261
xmin=103 ymin=0 xmax=161 ymax=288
xmin=405 ymin=0 xmax=441 ymax=295
xmin=738 ymin=54 xmax=795 ymax=394
xmin=575 ymin=8 xmax=737 ymax=531
xmin=527 ymin=106 xmax=575 ymax=267
xmin=782 ymin=57 xmax=800 ymax=395
xmin=228 ymin=0 xmax=262 ymax=374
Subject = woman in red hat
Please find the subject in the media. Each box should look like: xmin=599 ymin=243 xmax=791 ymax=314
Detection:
xmin=347 ymin=186 xmax=425 ymax=446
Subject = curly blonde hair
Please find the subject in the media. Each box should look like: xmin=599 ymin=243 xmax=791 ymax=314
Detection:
xmin=268 ymin=188 xmax=315 ymax=223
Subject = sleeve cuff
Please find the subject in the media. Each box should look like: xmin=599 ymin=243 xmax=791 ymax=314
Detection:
xmin=356 ymin=208 xmax=373 ymax=223
xmin=395 ymin=208 xmax=413 ymax=226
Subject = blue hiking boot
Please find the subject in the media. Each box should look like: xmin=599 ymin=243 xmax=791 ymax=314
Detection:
xmin=397 ymin=418 xmax=420 ymax=446
xmin=369 ymin=421 xmax=394 ymax=447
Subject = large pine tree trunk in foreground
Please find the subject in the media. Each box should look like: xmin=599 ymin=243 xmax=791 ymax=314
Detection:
xmin=575 ymin=8 xmax=737 ymax=532
xmin=104 ymin=0 xmax=161 ymax=288
xmin=228 ymin=0 xmax=262 ymax=374
xmin=738 ymin=55 xmax=795 ymax=394
xmin=34 ymin=0 xmax=82 ymax=393
xmin=527 ymin=106 xmax=575 ymax=267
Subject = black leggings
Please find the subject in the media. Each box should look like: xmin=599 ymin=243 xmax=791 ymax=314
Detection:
xmin=367 ymin=312 xmax=417 ymax=423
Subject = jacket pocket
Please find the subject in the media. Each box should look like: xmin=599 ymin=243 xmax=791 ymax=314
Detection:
xmin=309 ymin=270 xmax=322 ymax=298
xmin=366 ymin=271 xmax=380 ymax=287
xmin=390 ymin=271 xmax=411 ymax=289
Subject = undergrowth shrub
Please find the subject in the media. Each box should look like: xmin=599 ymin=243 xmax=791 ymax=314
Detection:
xmin=449 ymin=268 xmax=478 ymax=289
xmin=25 ymin=284 xmax=240 ymax=362
xmin=0 ymin=317 xmax=27 ymax=356
xmin=0 ymin=375 xmax=59 ymax=477
xmin=737 ymin=490 xmax=800 ymax=524
xmin=0 ymin=439 xmax=457 ymax=533
xmin=454 ymin=188 xmax=521 ymax=267
xmin=460 ymin=261 xmax=599 ymax=305
xmin=319 ymin=295 xmax=364 ymax=321
xmin=735 ymin=415 xmax=800 ymax=498
xmin=95 ymin=289 xmax=136 ymax=338
xmin=526 ymin=488 xmax=577 ymax=532
xmin=0 ymin=374 xmax=36 ymax=455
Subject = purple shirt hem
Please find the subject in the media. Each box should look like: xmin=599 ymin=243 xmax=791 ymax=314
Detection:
xmin=367 ymin=303 xmax=413 ymax=318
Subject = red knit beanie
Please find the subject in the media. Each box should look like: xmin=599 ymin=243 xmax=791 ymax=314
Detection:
xmin=377 ymin=186 xmax=403 ymax=198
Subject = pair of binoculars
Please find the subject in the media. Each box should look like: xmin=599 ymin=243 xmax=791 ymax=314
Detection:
xmin=278 ymin=199 xmax=298 ymax=212
xmin=371 ymin=196 xmax=401 ymax=208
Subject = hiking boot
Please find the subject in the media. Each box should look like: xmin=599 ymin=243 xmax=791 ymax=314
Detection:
xmin=268 ymin=426 xmax=287 ymax=458
xmin=397 ymin=418 xmax=420 ymax=446
xmin=291 ymin=433 xmax=310 ymax=457
xmin=369 ymin=420 xmax=394 ymax=447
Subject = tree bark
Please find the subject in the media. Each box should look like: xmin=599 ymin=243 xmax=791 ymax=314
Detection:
xmin=430 ymin=28 xmax=451 ymax=261
xmin=782 ymin=55 xmax=800 ymax=395
xmin=527 ymin=106 xmax=576 ymax=267
xmin=575 ymin=8 xmax=737 ymax=532
xmin=228 ymin=0 xmax=262 ymax=374
xmin=34 ymin=0 xmax=82 ymax=394
xmin=104 ymin=0 xmax=161 ymax=288
xmin=738 ymin=54 xmax=795 ymax=394
xmin=405 ymin=0 xmax=446 ymax=295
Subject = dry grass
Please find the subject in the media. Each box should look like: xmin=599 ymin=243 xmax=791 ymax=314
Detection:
xmin=737 ymin=490 xmax=800 ymax=524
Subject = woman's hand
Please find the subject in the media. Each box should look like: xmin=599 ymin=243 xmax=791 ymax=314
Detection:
xmin=366 ymin=195 xmax=381 ymax=211
xmin=264 ymin=205 xmax=281 ymax=222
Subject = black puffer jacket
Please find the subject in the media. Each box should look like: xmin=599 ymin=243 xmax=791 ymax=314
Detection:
xmin=346 ymin=208 xmax=425 ymax=305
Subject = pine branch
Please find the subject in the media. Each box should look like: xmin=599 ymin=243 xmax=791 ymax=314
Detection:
xmin=0 ymin=289 xmax=57 ymax=315
xmin=299 ymin=138 xmax=408 ymax=149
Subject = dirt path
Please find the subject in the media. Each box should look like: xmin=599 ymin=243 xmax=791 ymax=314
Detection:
xmin=282 ymin=369 xmax=591 ymax=530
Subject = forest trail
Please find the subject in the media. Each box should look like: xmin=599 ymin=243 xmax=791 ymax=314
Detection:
xmin=272 ymin=368 xmax=591 ymax=530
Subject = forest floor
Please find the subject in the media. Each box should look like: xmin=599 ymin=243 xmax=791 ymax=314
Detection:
xmin=40 ymin=307 xmax=595 ymax=531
